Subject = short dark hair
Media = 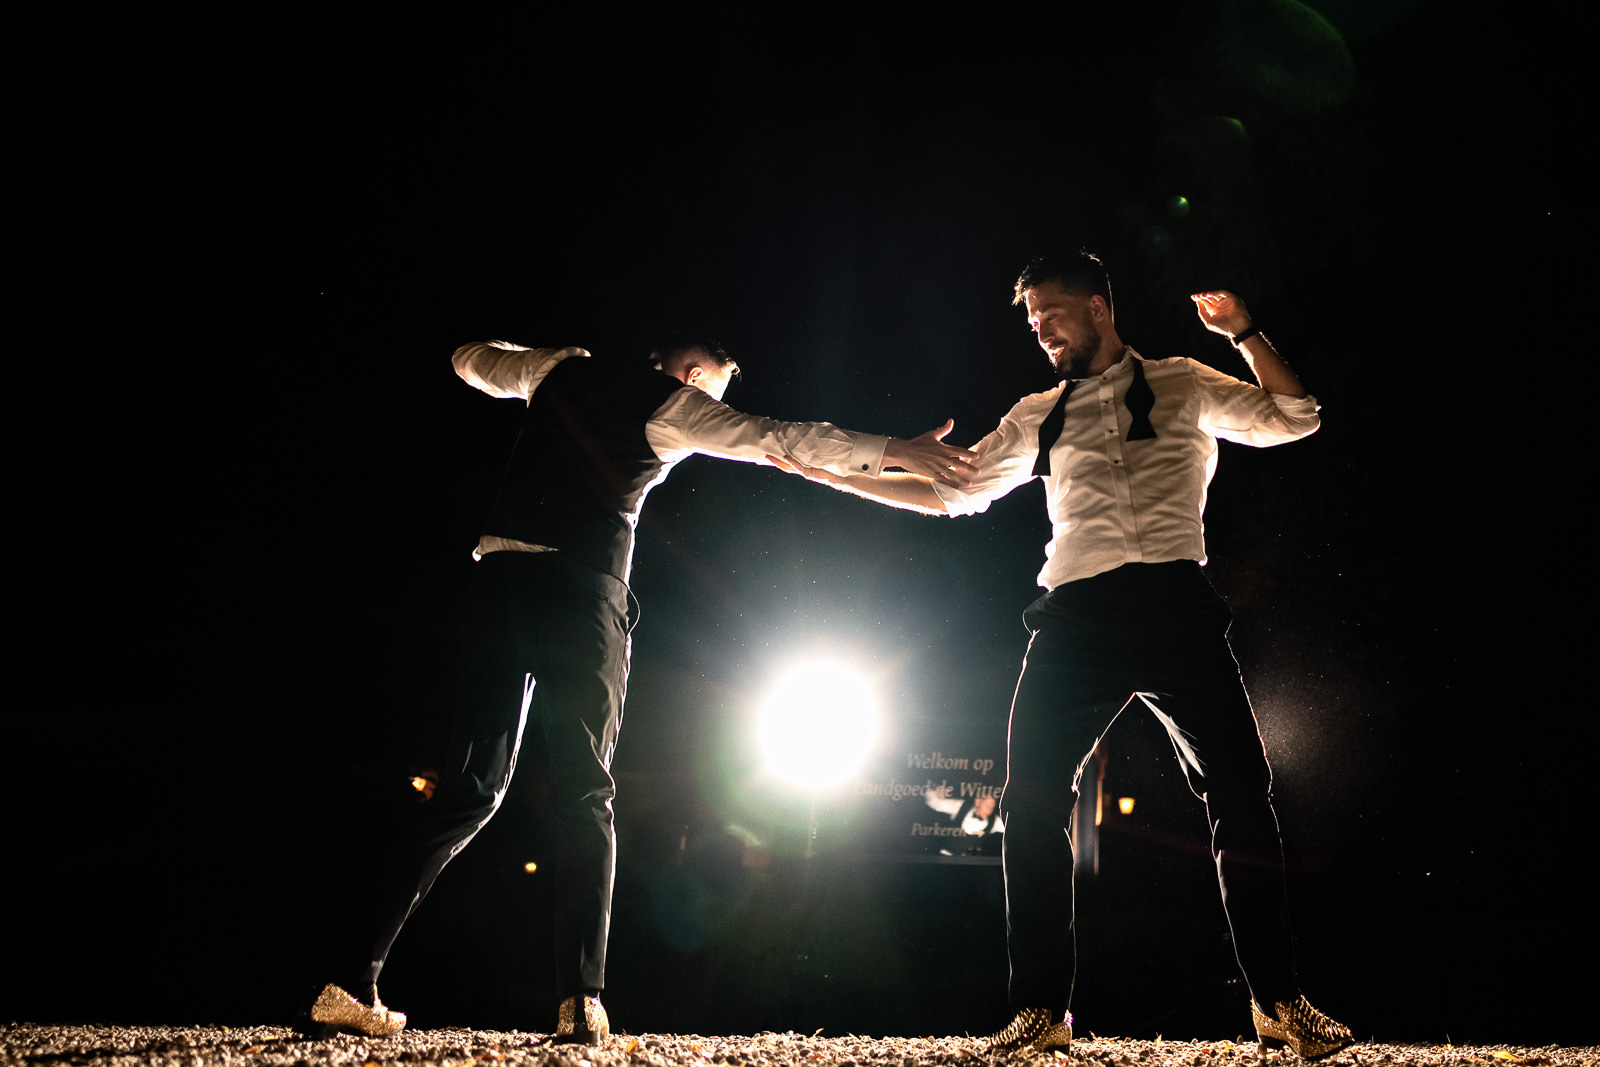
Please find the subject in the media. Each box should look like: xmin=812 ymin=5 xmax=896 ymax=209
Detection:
xmin=652 ymin=337 xmax=740 ymax=378
xmin=1013 ymin=250 xmax=1113 ymax=318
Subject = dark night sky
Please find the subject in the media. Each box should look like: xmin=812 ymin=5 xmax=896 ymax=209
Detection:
xmin=11 ymin=1 xmax=1587 ymax=1048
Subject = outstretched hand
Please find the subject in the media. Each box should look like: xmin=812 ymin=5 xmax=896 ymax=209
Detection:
xmin=1191 ymin=291 xmax=1252 ymax=338
xmin=883 ymin=419 xmax=978 ymax=488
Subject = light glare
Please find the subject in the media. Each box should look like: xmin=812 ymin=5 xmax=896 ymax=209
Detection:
xmin=758 ymin=661 xmax=879 ymax=790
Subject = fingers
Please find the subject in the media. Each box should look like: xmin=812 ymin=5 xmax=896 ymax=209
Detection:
xmin=893 ymin=452 xmax=971 ymax=487
xmin=906 ymin=440 xmax=979 ymax=488
xmin=878 ymin=422 xmax=980 ymax=487
xmin=1190 ymin=291 xmax=1245 ymax=314
xmin=917 ymin=422 xmax=976 ymax=468
xmin=1190 ymin=291 xmax=1249 ymax=335
xmin=928 ymin=466 xmax=974 ymax=488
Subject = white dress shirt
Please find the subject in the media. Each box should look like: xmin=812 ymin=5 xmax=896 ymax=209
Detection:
xmin=453 ymin=341 xmax=892 ymax=558
xmin=932 ymin=348 xmax=1320 ymax=590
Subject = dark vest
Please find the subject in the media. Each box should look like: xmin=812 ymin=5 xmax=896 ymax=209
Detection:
xmin=484 ymin=356 xmax=688 ymax=583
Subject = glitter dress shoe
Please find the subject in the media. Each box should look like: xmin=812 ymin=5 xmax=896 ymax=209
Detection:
xmin=300 ymin=982 xmax=407 ymax=1038
xmin=553 ymin=994 xmax=609 ymax=1045
xmin=1252 ymin=996 xmax=1352 ymax=1059
xmin=983 ymin=1006 xmax=1072 ymax=1052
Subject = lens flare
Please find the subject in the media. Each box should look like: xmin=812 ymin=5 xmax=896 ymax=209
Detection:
xmin=757 ymin=661 xmax=880 ymax=790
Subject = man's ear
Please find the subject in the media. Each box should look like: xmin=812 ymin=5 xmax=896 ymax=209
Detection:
xmin=1089 ymin=294 xmax=1110 ymax=321
xmin=684 ymin=365 xmax=705 ymax=387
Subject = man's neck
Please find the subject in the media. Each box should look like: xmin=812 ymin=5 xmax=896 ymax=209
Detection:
xmin=1080 ymin=336 xmax=1127 ymax=379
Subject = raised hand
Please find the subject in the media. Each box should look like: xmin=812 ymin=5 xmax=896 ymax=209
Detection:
xmin=1191 ymin=291 xmax=1252 ymax=338
xmin=882 ymin=419 xmax=978 ymax=488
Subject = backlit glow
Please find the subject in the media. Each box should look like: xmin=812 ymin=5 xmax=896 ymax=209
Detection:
xmin=758 ymin=661 xmax=880 ymax=790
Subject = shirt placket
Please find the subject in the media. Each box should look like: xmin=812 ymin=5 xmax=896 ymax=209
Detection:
xmin=1098 ymin=373 xmax=1139 ymax=560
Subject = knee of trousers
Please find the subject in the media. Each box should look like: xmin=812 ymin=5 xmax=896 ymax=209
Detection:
xmin=549 ymin=779 xmax=618 ymax=828
xmin=426 ymin=772 xmax=510 ymax=839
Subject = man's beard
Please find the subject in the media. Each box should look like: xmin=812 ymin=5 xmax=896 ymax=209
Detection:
xmin=1053 ymin=334 xmax=1102 ymax=379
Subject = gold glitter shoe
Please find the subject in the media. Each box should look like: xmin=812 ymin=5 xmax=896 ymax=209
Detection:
xmin=303 ymin=983 xmax=407 ymax=1038
xmin=983 ymin=1006 xmax=1072 ymax=1052
xmin=1252 ymin=996 xmax=1352 ymax=1060
xmin=553 ymin=994 xmax=609 ymax=1045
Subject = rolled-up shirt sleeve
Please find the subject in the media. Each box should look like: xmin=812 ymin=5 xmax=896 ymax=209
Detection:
xmin=645 ymin=387 xmax=890 ymax=477
xmin=452 ymin=341 xmax=589 ymax=400
xmin=1191 ymin=360 xmax=1320 ymax=446
xmin=931 ymin=393 xmax=1045 ymax=517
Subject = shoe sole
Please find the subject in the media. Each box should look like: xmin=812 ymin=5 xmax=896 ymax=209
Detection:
xmin=551 ymin=1033 xmax=606 ymax=1046
xmin=1258 ymin=1035 xmax=1354 ymax=1061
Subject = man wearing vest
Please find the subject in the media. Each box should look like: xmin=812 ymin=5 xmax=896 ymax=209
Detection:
xmin=772 ymin=252 xmax=1353 ymax=1060
xmin=301 ymin=338 xmax=978 ymax=1044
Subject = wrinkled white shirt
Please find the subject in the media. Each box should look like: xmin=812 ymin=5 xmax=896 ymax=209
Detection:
xmin=453 ymin=341 xmax=891 ymax=557
xmin=932 ymin=348 xmax=1319 ymax=590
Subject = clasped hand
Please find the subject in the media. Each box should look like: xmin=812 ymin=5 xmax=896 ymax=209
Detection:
xmin=767 ymin=419 xmax=978 ymax=489
xmin=882 ymin=419 xmax=978 ymax=487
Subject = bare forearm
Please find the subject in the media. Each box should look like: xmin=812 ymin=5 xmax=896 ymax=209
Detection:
xmin=811 ymin=469 xmax=949 ymax=515
xmin=1192 ymin=291 xmax=1308 ymax=399
xmin=1236 ymin=332 xmax=1307 ymax=398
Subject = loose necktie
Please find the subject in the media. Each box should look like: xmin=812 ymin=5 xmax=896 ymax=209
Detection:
xmin=1033 ymin=380 xmax=1074 ymax=477
xmin=1033 ymin=359 xmax=1157 ymax=477
xmin=1124 ymin=359 xmax=1157 ymax=441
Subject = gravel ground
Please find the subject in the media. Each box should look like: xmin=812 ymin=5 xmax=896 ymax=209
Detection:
xmin=3 ymin=1024 xmax=1595 ymax=1067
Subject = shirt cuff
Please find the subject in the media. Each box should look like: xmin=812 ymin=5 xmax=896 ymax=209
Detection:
xmin=1270 ymin=391 xmax=1320 ymax=416
xmin=848 ymin=435 xmax=890 ymax=477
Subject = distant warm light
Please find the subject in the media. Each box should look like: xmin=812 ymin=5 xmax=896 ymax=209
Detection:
xmin=1118 ymin=796 xmax=1136 ymax=815
xmin=524 ymin=861 xmax=538 ymax=874
xmin=758 ymin=661 xmax=879 ymax=790
xmin=410 ymin=772 xmax=438 ymax=800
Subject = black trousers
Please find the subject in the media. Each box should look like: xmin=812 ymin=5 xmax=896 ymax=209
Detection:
xmin=1000 ymin=561 xmax=1298 ymax=1016
xmin=349 ymin=550 xmax=634 ymax=1000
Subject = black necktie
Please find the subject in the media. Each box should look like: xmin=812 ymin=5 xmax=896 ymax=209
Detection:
xmin=1124 ymin=359 xmax=1157 ymax=442
xmin=1033 ymin=381 xmax=1074 ymax=477
xmin=1034 ymin=359 xmax=1156 ymax=477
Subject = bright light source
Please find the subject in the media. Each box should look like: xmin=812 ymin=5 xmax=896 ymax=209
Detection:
xmin=524 ymin=861 xmax=538 ymax=874
xmin=1118 ymin=796 xmax=1136 ymax=815
xmin=758 ymin=661 xmax=879 ymax=790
